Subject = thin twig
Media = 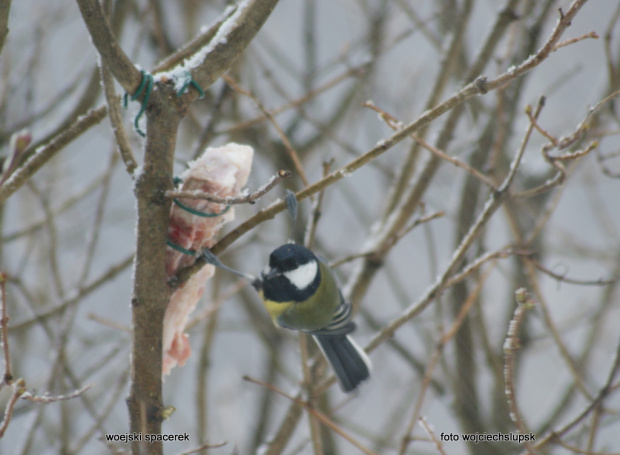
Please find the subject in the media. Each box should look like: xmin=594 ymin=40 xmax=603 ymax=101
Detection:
xmin=224 ymin=76 xmax=309 ymax=187
xmin=99 ymin=61 xmax=138 ymax=176
xmin=299 ymin=335 xmax=323 ymax=455
xmin=3 ymin=171 xmax=114 ymax=243
xmin=516 ymin=88 xmax=620 ymax=197
xmin=86 ymin=314 xmax=131 ymax=332
xmin=398 ymin=264 xmax=494 ymax=455
xmin=0 ymin=273 xmax=12 ymax=386
xmin=523 ymin=259 xmax=593 ymax=400
xmin=503 ymin=289 xmax=536 ymax=455
xmin=553 ymin=31 xmax=598 ymax=51
xmin=58 ymin=378 xmax=107 ymax=453
xmin=22 ymin=384 xmax=93 ymax=404
xmin=78 ymin=151 xmax=118 ymax=286
xmin=443 ymin=248 xmax=515 ymax=288
xmin=418 ymin=417 xmax=448 ymax=455
xmin=523 ymin=255 xmax=618 ymax=286
xmin=28 ymin=182 xmax=65 ymax=298
xmin=525 ymin=102 xmax=558 ymax=145
xmin=0 ymin=130 xmax=31 ymax=186
xmin=166 ymin=169 xmax=291 ymax=205
xmin=243 ymin=376 xmax=378 ymax=455
xmin=364 ymin=101 xmax=497 ymax=190
xmin=261 ymin=393 xmax=305 ymax=455
xmin=11 ymin=253 xmax=134 ymax=331
xmin=514 ymin=144 xmax=595 ymax=199
xmin=329 ymin=211 xmax=444 ymax=268
xmin=412 ymin=133 xmax=497 ymax=189
xmin=552 ymin=435 xmax=620 ymax=455
xmin=0 ymin=106 xmax=108 ymax=205
xmin=483 ymin=1 xmax=590 ymax=93
xmin=0 ymin=379 xmax=25 ymax=438
xmin=304 ymin=159 xmax=333 ymax=249
xmin=221 ymin=64 xmax=367 ymax=134
xmin=529 ymin=337 xmax=620 ymax=452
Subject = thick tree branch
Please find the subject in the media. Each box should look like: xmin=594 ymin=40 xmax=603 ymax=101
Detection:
xmin=75 ymin=0 xmax=141 ymax=92
xmin=158 ymin=0 xmax=280 ymax=104
xmin=153 ymin=6 xmax=238 ymax=73
xmin=127 ymin=84 xmax=180 ymax=455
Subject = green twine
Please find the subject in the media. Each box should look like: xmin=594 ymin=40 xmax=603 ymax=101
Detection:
xmin=176 ymin=72 xmax=205 ymax=99
xmin=123 ymin=70 xmax=153 ymax=138
xmin=166 ymin=197 xmax=229 ymax=257
xmin=122 ymin=71 xmax=203 ymax=138
xmin=173 ymin=198 xmax=231 ymax=217
xmin=172 ymin=176 xmax=231 ymax=217
xmin=166 ymin=239 xmax=195 ymax=256
xmin=167 ymin=175 xmax=231 ymax=256
xmin=167 ymin=181 xmax=231 ymax=255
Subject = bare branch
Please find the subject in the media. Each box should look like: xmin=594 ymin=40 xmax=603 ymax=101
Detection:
xmin=75 ymin=0 xmax=141 ymax=91
xmin=531 ymin=337 xmax=620 ymax=451
xmin=418 ymin=418 xmax=448 ymax=455
xmin=153 ymin=7 xmax=238 ymax=73
xmin=99 ymin=62 xmax=138 ymax=176
xmin=485 ymin=0 xmax=591 ymax=93
xmin=161 ymin=0 xmax=281 ymax=105
xmin=365 ymin=101 xmax=498 ymax=190
xmin=0 ymin=379 xmax=25 ymax=438
xmin=0 ymin=273 xmax=12 ymax=387
xmin=503 ymin=289 xmax=536 ymax=455
xmin=0 ymin=106 xmax=107 ymax=205
xmin=209 ymin=0 xmax=590 ymax=258
xmin=554 ymin=31 xmax=599 ymax=51
xmin=524 ymin=255 xmax=619 ymax=286
xmin=244 ymin=376 xmax=378 ymax=455
xmin=166 ymin=169 xmax=291 ymax=205
xmin=224 ymin=76 xmax=309 ymax=186
xmin=22 ymin=384 xmax=93 ymax=404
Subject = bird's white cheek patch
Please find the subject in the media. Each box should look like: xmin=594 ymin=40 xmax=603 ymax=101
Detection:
xmin=284 ymin=261 xmax=318 ymax=290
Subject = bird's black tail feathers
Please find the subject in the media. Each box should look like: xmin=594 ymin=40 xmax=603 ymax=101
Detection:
xmin=313 ymin=333 xmax=371 ymax=393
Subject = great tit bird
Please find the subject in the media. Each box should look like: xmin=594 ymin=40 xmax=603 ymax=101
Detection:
xmin=201 ymin=243 xmax=371 ymax=392
xmin=254 ymin=243 xmax=371 ymax=393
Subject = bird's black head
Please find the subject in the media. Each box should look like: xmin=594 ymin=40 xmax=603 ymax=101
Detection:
xmin=268 ymin=243 xmax=316 ymax=271
xmin=260 ymin=244 xmax=321 ymax=302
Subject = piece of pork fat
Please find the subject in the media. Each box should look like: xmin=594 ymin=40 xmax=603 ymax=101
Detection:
xmin=162 ymin=143 xmax=253 ymax=375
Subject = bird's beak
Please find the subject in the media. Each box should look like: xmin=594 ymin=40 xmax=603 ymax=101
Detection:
xmin=264 ymin=267 xmax=281 ymax=280
xmin=252 ymin=267 xmax=280 ymax=291
xmin=251 ymin=277 xmax=262 ymax=291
